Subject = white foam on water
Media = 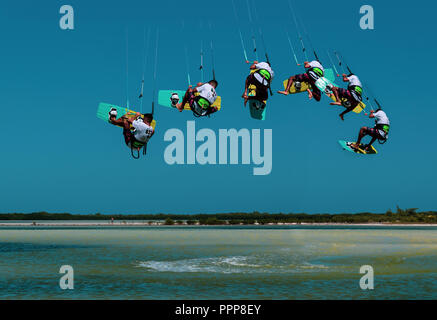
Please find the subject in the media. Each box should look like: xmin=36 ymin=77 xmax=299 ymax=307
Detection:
xmin=136 ymin=256 xmax=254 ymax=273
xmin=135 ymin=255 xmax=331 ymax=274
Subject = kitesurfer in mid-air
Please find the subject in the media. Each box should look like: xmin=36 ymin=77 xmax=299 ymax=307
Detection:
xmin=277 ymin=60 xmax=325 ymax=101
xmin=109 ymin=109 xmax=155 ymax=150
xmin=330 ymin=73 xmax=364 ymax=120
xmin=242 ymin=61 xmax=274 ymax=106
xmin=176 ymin=80 xmax=219 ymax=117
xmin=350 ymin=108 xmax=390 ymax=151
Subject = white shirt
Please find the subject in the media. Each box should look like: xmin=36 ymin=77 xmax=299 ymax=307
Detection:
xmin=373 ymin=110 xmax=390 ymax=138
xmin=347 ymin=75 xmax=362 ymax=88
xmin=308 ymin=60 xmax=324 ymax=73
xmin=196 ymin=83 xmax=217 ymax=105
xmin=373 ymin=110 xmax=390 ymax=126
xmin=132 ymin=118 xmax=154 ymax=143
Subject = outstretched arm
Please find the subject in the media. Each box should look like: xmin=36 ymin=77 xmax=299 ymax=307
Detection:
xmin=342 ymin=74 xmax=349 ymax=82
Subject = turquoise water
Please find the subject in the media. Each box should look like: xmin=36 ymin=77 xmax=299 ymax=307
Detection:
xmin=1 ymin=226 xmax=437 ymax=299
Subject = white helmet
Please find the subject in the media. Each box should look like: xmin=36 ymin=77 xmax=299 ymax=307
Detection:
xmin=170 ymin=93 xmax=180 ymax=107
xmin=109 ymin=107 xmax=118 ymax=117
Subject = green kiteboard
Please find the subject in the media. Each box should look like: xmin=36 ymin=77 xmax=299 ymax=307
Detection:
xmin=324 ymin=68 xmax=336 ymax=84
xmin=158 ymin=90 xmax=222 ymax=110
xmin=97 ymin=102 xmax=156 ymax=129
xmin=338 ymin=140 xmax=377 ymax=155
xmin=313 ymin=69 xmax=337 ymax=96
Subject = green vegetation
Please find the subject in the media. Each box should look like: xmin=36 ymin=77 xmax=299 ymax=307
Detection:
xmin=164 ymin=218 xmax=175 ymax=225
xmin=1 ymin=207 xmax=437 ymax=224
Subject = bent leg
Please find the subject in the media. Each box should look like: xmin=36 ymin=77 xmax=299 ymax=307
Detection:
xmin=351 ymin=127 xmax=368 ymax=149
xmin=330 ymin=87 xmax=342 ymax=105
xmin=364 ymin=136 xmax=378 ymax=150
xmin=110 ymin=116 xmax=129 ymax=127
xmin=339 ymin=97 xmax=359 ymax=120
xmin=277 ymin=75 xmax=295 ymax=95
xmin=176 ymin=88 xmax=192 ymax=111
xmin=312 ymin=87 xmax=322 ymax=102
xmin=339 ymin=106 xmax=354 ymax=121
xmin=242 ymin=74 xmax=252 ymax=98
xmin=122 ymin=125 xmax=134 ymax=147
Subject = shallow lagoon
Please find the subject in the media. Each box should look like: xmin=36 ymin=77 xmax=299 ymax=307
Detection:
xmin=1 ymin=225 xmax=436 ymax=299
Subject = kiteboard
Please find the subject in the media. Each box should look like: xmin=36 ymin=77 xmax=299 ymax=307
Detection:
xmin=324 ymin=68 xmax=336 ymax=84
xmin=247 ymin=84 xmax=267 ymax=120
xmin=97 ymin=102 xmax=156 ymax=129
xmin=282 ymin=68 xmax=336 ymax=95
xmin=158 ymin=90 xmax=221 ymax=111
xmin=338 ymin=140 xmax=377 ymax=155
xmin=314 ymin=76 xmax=335 ymax=95
xmin=282 ymin=78 xmax=311 ymax=94
xmin=328 ymin=94 xmax=366 ymax=113
xmin=312 ymin=68 xmax=365 ymax=113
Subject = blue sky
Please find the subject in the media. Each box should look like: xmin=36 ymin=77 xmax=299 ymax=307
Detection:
xmin=0 ymin=0 xmax=436 ymax=214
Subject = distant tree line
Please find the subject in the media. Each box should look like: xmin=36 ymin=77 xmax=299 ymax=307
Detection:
xmin=1 ymin=207 xmax=437 ymax=224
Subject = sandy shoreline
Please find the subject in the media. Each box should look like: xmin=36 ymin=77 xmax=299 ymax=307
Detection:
xmin=1 ymin=221 xmax=437 ymax=227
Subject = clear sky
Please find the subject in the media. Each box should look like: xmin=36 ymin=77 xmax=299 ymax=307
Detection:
xmin=1 ymin=0 xmax=436 ymax=214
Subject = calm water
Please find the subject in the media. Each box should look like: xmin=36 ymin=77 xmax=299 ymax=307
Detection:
xmin=1 ymin=225 xmax=437 ymax=299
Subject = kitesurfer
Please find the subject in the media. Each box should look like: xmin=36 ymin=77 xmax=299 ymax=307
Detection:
xmin=350 ymin=108 xmax=390 ymax=151
xmin=109 ymin=108 xmax=155 ymax=150
xmin=176 ymin=80 xmax=219 ymax=117
xmin=330 ymin=73 xmax=364 ymax=120
xmin=242 ymin=61 xmax=274 ymax=106
xmin=277 ymin=60 xmax=325 ymax=101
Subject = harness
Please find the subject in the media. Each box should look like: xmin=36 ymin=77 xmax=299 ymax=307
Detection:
xmin=375 ymin=123 xmax=390 ymax=144
xmin=130 ymin=139 xmax=146 ymax=159
xmin=349 ymin=85 xmax=363 ymax=102
xmin=308 ymin=67 xmax=324 ymax=82
xmin=257 ymin=69 xmax=271 ymax=82
xmin=191 ymin=96 xmax=212 ymax=117
xmin=129 ymin=118 xmax=153 ymax=159
xmin=251 ymin=68 xmax=273 ymax=99
xmin=253 ymin=68 xmax=272 ymax=88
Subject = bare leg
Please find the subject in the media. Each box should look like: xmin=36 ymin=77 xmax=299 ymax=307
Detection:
xmin=242 ymin=75 xmax=250 ymax=106
xmin=364 ymin=136 xmax=377 ymax=151
xmin=277 ymin=76 xmax=295 ymax=95
xmin=307 ymin=88 xmax=313 ymax=100
xmin=312 ymin=89 xmax=321 ymax=102
xmin=330 ymin=87 xmax=342 ymax=106
xmin=110 ymin=115 xmax=129 ymax=127
xmin=339 ymin=107 xmax=354 ymax=121
xmin=176 ymin=87 xmax=192 ymax=111
xmin=242 ymin=75 xmax=250 ymax=98
xmin=351 ymin=127 xmax=367 ymax=149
